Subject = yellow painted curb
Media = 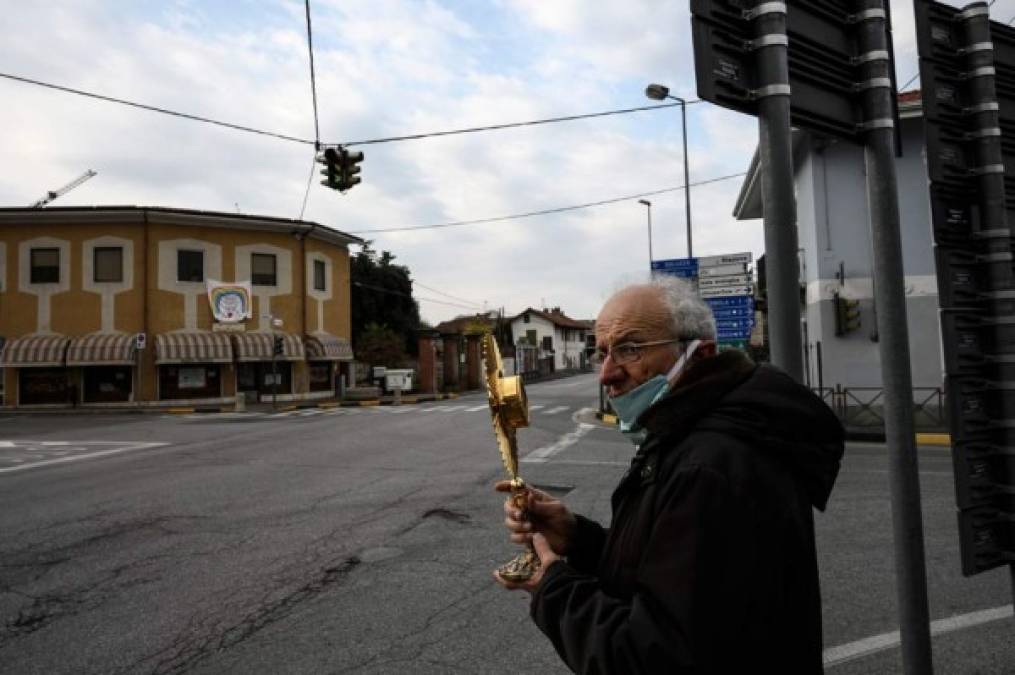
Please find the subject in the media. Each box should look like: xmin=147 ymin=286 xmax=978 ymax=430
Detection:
xmin=916 ymin=433 xmax=951 ymax=446
xmin=446 ymin=393 xmax=459 ymax=399
xmin=167 ymin=407 xmax=195 ymax=414
xmin=601 ymin=413 xmax=618 ymax=425
xmin=279 ymin=404 xmax=298 ymax=412
xmin=359 ymin=400 xmax=381 ymax=407
xmin=400 ymin=396 xmax=418 ymax=404
xmin=318 ymin=402 xmax=340 ymax=409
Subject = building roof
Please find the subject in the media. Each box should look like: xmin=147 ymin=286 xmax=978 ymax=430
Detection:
xmin=733 ymin=91 xmax=925 ymax=221
xmin=511 ymin=307 xmax=591 ymax=330
xmin=0 ymin=205 xmax=364 ymax=248
xmin=432 ymin=313 xmax=495 ymax=335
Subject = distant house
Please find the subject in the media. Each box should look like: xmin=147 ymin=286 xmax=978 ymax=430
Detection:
xmin=509 ymin=307 xmax=592 ymax=372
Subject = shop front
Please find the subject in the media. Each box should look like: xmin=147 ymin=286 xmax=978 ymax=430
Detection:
xmin=304 ymin=333 xmax=354 ymax=394
xmin=155 ymin=332 xmax=233 ymax=400
xmin=0 ymin=334 xmax=72 ymax=405
xmin=66 ymin=333 xmax=136 ymax=403
xmin=231 ymin=332 xmax=304 ymax=401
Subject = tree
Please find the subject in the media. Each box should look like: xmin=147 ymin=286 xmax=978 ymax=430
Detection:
xmin=355 ymin=323 xmax=409 ymax=367
xmin=351 ymin=243 xmax=421 ymax=357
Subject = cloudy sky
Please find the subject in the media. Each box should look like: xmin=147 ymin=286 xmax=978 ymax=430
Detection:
xmin=2 ymin=1 xmax=1012 ymax=324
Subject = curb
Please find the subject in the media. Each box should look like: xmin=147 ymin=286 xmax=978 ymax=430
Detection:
xmin=915 ymin=433 xmax=951 ymax=447
xmin=595 ymin=411 xmax=618 ymax=426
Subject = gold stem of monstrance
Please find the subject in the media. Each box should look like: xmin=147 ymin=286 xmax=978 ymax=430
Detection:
xmin=482 ymin=333 xmax=540 ymax=582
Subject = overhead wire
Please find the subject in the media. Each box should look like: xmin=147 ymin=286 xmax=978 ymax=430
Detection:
xmin=410 ymin=281 xmax=483 ymax=308
xmin=299 ymin=0 xmax=321 ymax=220
xmin=350 ymin=171 xmax=749 ymax=235
xmin=0 ymin=70 xmax=693 ymax=149
xmin=0 ymin=71 xmax=317 ymax=145
xmin=351 ymin=281 xmax=479 ymax=310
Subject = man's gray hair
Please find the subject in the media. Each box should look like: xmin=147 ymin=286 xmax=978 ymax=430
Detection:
xmin=650 ymin=275 xmax=716 ymax=341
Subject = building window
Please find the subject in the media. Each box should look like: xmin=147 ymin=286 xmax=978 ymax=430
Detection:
xmin=177 ymin=250 xmax=204 ymax=282
xmin=94 ymin=247 xmax=123 ymax=283
xmin=252 ymin=253 xmax=277 ymax=286
xmin=313 ymin=259 xmax=326 ymax=291
xmin=30 ymin=248 xmax=60 ymax=284
xmin=526 ymin=330 xmax=537 ymax=345
xmin=542 ymin=335 xmax=553 ymax=351
xmin=523 ymin=313 xmax=530 ymax=323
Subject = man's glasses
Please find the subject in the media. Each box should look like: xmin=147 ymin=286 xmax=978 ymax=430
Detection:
xmin=590 ymin=339 xmax=680 ymax=366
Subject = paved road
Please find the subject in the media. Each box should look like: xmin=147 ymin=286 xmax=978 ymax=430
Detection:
xmin=1 ymin=372 xmax=1013 ymax=673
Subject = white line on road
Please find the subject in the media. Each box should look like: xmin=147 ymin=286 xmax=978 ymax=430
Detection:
xmin=542 ymin=405 xmax=570 ymax=415
xmin=523 ymin=423 xmax=596 ymax=463
xmin=436 ymin=405 xmax=466 ymax=412
xmin=824 ymin=604 xmax=1014 ymax=668
xmin=466 ymin=405 xmax=489 ymax=412
xmin=0 ymin=441 xmax=170 ymax=474
xmin=529 ymin=405 xmax=545 ymax=411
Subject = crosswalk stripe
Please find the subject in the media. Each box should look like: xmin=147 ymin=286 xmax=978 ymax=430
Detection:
xmin=543 ymin=406 xmax=570 ymax=415
xmin=529 ymin=405 xmax=545 ymax=410
xmin=466 ymin=405 xmax=488 ymax=412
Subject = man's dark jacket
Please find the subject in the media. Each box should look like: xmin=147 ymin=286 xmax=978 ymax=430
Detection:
xmin=530 ymin=351 xmax=845 ymax=674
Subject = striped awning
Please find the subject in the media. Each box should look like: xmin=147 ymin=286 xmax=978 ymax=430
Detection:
xmin=66 ymin=333 xmax=136 ymax=366
xmin=155 ymin=332 xmax=233 ymax=365
xmin=0 ymin=334 xmax=70 ymax=367
xmin=304 ymin=333 xmax=354 ymax=361
xmin=231 ymin=332 xmax=305 ymax=362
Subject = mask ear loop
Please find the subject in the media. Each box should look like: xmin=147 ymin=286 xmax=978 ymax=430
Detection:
xmin=665 ymin=339 xmax=701 ymax=384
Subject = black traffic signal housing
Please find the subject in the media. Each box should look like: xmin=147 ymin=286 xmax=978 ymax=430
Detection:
xmin=273 ymin=336 xmax=284 ymax=356
xmin=318 ymin=146 xmax=364 ymax=192
xmin=340 ymin=148 xmax=364 ymax=191
xmin=833 ymin=293 xmax=861 ymax=336
xmin=319 ymin=148 xmax=340 ymax=190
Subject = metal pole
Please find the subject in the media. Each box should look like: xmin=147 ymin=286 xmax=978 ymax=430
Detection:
xmin=754 ymin=6 xmax=803 ymax=382
xmin=271 ymin=335 xmax=278 ymax=410
xmin=858 ymin=3 xmax=932 ymax=672
xmin=680 ymin=98 xmax=693 ymax=257
xmin=647 ymin=204 xmax=653 ymax=265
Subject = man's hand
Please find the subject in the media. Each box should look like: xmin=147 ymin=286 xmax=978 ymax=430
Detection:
xmin=495 ymin=480 xmax=577 ymax=555
xmin=493 ymin=534 xmax=560 ymax=593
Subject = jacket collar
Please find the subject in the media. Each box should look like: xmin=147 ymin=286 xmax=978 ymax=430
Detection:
xmin=637 ymin=349 xmax=757 ymax=444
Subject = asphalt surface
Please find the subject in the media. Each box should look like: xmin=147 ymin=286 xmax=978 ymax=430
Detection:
xmin=0 ymin=372 xmax=1013 ymax=674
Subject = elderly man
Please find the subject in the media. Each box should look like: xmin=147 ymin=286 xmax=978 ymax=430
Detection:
xmin=495 ymin=276 xmax=844 ymax=674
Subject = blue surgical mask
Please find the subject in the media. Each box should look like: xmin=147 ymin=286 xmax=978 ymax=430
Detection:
xmin=609 ymin=340 xmax=701 ymax=446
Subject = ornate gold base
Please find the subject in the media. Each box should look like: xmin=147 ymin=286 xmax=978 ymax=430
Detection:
xmin=497 ymin=547 xmax=541 ymax=582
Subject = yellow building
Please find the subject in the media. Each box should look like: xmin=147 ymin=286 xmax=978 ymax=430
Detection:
xmin=0 ymin=207 xmax=362 ymax=408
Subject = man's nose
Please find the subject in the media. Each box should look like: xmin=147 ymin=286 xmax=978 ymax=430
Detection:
xmin=598 ymin=355 xmax=624 ymax=386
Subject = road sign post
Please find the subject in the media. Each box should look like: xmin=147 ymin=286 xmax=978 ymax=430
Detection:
xmin=859 ymin=4 xmax=932 ymax=671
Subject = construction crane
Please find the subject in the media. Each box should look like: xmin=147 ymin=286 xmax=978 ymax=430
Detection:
xmin=29 ymin=170 xmax=97 ymax=208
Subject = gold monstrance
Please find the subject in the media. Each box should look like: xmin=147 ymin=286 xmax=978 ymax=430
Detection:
xmin=482 ymin=333 xmax=540 ymax=582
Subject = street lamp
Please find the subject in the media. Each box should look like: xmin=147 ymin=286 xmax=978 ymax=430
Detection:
xmin=645 ymin=83 xmax=693 ymax=258
xmin=638 ymin=199 xmax=653 ymax=268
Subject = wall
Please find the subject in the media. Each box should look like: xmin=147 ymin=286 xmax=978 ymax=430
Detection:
xmin=795 ymin=118 xmax=942 ymax=392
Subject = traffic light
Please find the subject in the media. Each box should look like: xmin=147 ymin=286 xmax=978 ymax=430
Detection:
xmin=318 ymin=148 xmax=340 ymax=190
xmin=318 ymin=146 xmax=364 ymax=192
xmin=340 ymin=148 xmax=363 ymax=191
xmin=273 ymin=336 xmax=284 ymax=356
xmin=833 ymin=294 xmax=860 ymax=336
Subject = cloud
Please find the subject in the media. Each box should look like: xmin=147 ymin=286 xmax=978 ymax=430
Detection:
xmin=0 ymin=0 xmax=945 ymax=326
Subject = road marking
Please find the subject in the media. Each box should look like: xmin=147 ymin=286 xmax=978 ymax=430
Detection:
xmin=436 ymin=405 xmax=466 ymax=412
xmin=466 ymin=405 xmax=489 ymax=412
xmin=529 ymin=405 xmax=545 ymax=411
xmin=0 ymin=441 xmax=170 ymax=474
xmin=824 ymin=604 xmax=1014 ymax=668
xmin=542 ymin=405 xmax=570 ymax=415
xmin=523 ymin=423 xmax=596 ymax=463
xmin=551 ymin=459 xmax=628 ymax=467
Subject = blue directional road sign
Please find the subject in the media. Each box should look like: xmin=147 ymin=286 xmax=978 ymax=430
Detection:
xmin=652 ymin=257 xmax=698 ymax=277
xmin=703 ymin=296 xmax=754 ymax=310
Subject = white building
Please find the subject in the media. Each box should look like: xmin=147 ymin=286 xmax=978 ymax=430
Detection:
xmin=510 ymin=307 xmax=591 ymax=372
